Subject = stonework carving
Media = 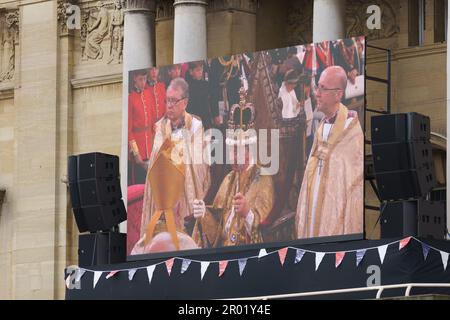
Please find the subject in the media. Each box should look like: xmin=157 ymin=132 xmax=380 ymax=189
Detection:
xmin=108 ymin=0 xmax=124 ymax=64
xmin=286 ymin=0 xmax=313 ymax=45
xmin=0 ymin=10 xmax=19 ymax=82
xmin=124 ymin=0 xmax=156 ymax=11
xmin=207 ymin=0 xmax=258 ymax=13
xmin=286 ymin=0 xmax=398 ymax=45
xmin=79 ymin=1 xmax=125 ymax=64
xmin=346 ymin=0 xmax=399 ymax=40
xmin=57 ymin=0 xmax=79 ymax=35
xmin=156 ymin=0 xmax=174 ymax=21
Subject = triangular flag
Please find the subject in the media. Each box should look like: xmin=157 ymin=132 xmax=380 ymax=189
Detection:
xmin=75 ymin=269 xmax=86 ymax=282
xmin=295 ymin=249 xmax=305 ymax=264
xmin=65 ymin=275 xmax=71 ymax=289
xmin=356 ymin=249 xmax=366 ymax=266
xmin=181 ymin=259 xmax=191 ymax=274
xmin=378 ymin=245 xmax=388 ymax=264
xmin=258 ymin=248 xmax=268 ymax=258
xmin=128 ymin=269 xmax=137 ymax=281
xmin=399 ymin=237 xmax=412 ymax=250
xmin=335 ymin=252 xmax=345 ymax=268
xmin=440 ymin=251 xmax=449 ymax=271
xmin=93 ymin=271 xmax=102 ymax=289
xmin=146 ymin=265 xmax=156 ymax=284
xmin=165 ymin=258 xmax=175 ymax=276
xmin=278 ymin=248 xmax=289 ymax=266
xmin=106 ymin=270 xmax=119 ymax=279
xmin=200 ymin=261 xmax=210 ymax=280
xmin=219 ymin=261 xmax=228 ymax=277
xmin=315 ymin=252 xmax=325 ymax=271
xmin=421 ymin=243 xmax=430 ymax=261
xmin=238 ymin=259 xmax=247 ymax=276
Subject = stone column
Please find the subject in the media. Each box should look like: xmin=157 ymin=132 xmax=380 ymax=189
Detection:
xmin=313 ymin=0 xmax=346 ymax=43
xmin=173 ymin=0 xmax=208 ymax=63
xmin=121 ymin=0 xmax=156 ymax=207
xmin=14 ymin=0 xmax=59 ymax=299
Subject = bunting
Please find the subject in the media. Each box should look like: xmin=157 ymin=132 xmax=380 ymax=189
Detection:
xmin=66 ymin=238 xmax=449 ymax=288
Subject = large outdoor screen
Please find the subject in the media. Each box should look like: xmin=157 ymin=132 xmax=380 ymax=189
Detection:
xmin=127 ymin=36 xmax=365 ymax=259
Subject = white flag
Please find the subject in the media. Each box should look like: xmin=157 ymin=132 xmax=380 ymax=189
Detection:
xmin=356 ymin=249 xmax=366 ymax=266
xmin=440 ymin=251 xmax=449 ymax=271
xmin=181 ymin=259 xmax=192 ymax=274
xmin=258 ymin=249 xmax=268 ymax=258
xmin=128 ymin=269 xmax=137 ymax=281
xmin=146 ymin=265 xmax=156 ymax=284
xmin=200 ymin=261 xmax=210 ymax=280
xmin=295 ymin=249 xmax=306 ymax=264
xmin=93 ymin=271 xmax=102 ymax=289
xmin=315 ymin=252 xmax=325 ymax=271
xmin=238 ymin=259 xmax=247 ymax=276
xmin=378 ymin=245 xmax=388 ymax=264
xmin=75 ymin=269 xmax=86 ymax=282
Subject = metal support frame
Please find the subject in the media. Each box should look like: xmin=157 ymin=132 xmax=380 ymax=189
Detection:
xmin=364 ymin=44 xmax=392 ymax=212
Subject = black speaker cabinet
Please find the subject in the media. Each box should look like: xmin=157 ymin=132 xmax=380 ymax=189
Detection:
xmin=79 ymin=200 xmax=127 ymax=233
xmin=371 ymin=112 xmax=435 ymax=201
xmin=371 ymin=112 xmax=430 ymax=144
xmin=78 ymin=177 xmax=122 ymax=207
xmin=77 ymin=152 xmax=120 ymax=180
xmin=78 ymin=232 xmax=126 ymax=267
xmin=380 ymin=200 xmax=446 ymax=239
xmin=375 ymin=169 xmax=434 ymax=201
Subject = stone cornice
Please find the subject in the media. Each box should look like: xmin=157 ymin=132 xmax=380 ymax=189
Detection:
xmin=367 ymin=43 xmax=446 ymax=64
xmin=71 ymin=73 xmax=122 ymax=89
xmin=124 ymin=0 xmax=156 ymax=12
xmin=0 ymin=82 xmax=14 ymax=100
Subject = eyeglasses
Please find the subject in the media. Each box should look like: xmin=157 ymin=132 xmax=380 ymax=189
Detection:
xmin=166 ymin=97 xmax=186 ymax=106
xmin=315 ymin=85 xmax=343 ymax=93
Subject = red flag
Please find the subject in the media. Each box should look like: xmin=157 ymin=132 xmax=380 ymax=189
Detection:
xmin=165 ymin=258 xmax=175 ymax=276
xmin=106 ymin=270 xmax=119 ymax=279
xmin=219 ymin=261 xmax=228 ymax=277
xmin=278 ymin=248 xmax=289 ymax=266
xmin=335 ymin=252 xmax=345 ymax=268
xmin=399 ymin=237 xmax=412 ymax=250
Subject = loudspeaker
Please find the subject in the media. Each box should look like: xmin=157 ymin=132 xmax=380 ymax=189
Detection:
xmin=68 ymin=155 xmax=78 ymax=183
xmin=78 ymin=177 xmax=122 ymax=207
xmin=371 ymin=112 xmax=435 ymax=201
xmin=371 ymin=112 xmax=430 ymax=144
xmin=68 ymin=152 xmax=125 ymax=234
xmin=81 ymin=200 xmax=127 ymax=232
xmin=78 ymin=232 xmax=126 ymax=267
xmin=375 ymin=169 xmax=434 ymax=201
xmin=77 ymin=152 xmax=120 ymax=180
xmin=380 ymin=200 xmax=446 ymax=239
xmin=372 ymin=140 xmax=433 ymax=172
xmin=73 ymin=208 xmax=89 ymax=233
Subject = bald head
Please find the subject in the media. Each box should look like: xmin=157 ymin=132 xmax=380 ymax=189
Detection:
xmin=315 ymin=66 xmax=348 ymax=117
xmin=321 ymin=66 xmax=348 ymax=91
xmin=145 ymin=232 xmax=199 ymax=253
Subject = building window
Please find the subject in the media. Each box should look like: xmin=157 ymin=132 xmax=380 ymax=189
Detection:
xmin=434 ymin=0 xmax=447 ymax=43
xmin=409 ymin=0 xmax=425 ymax=46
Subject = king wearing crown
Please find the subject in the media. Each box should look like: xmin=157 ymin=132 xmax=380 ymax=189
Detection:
xmin=192 ymin=88 xmax=275 ymax=248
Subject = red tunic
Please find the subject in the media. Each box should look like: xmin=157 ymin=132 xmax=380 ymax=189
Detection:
xmin=128 ymin=82 xmax=166 ymax=161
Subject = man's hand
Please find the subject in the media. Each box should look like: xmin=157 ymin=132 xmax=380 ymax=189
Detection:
xmin=233 ymin=193 xmax=250 ymax=218
xmin=134 ymin=153 xmax=148 ymax=170
xmin=192 ymin=199 xmax=206 ymax=219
